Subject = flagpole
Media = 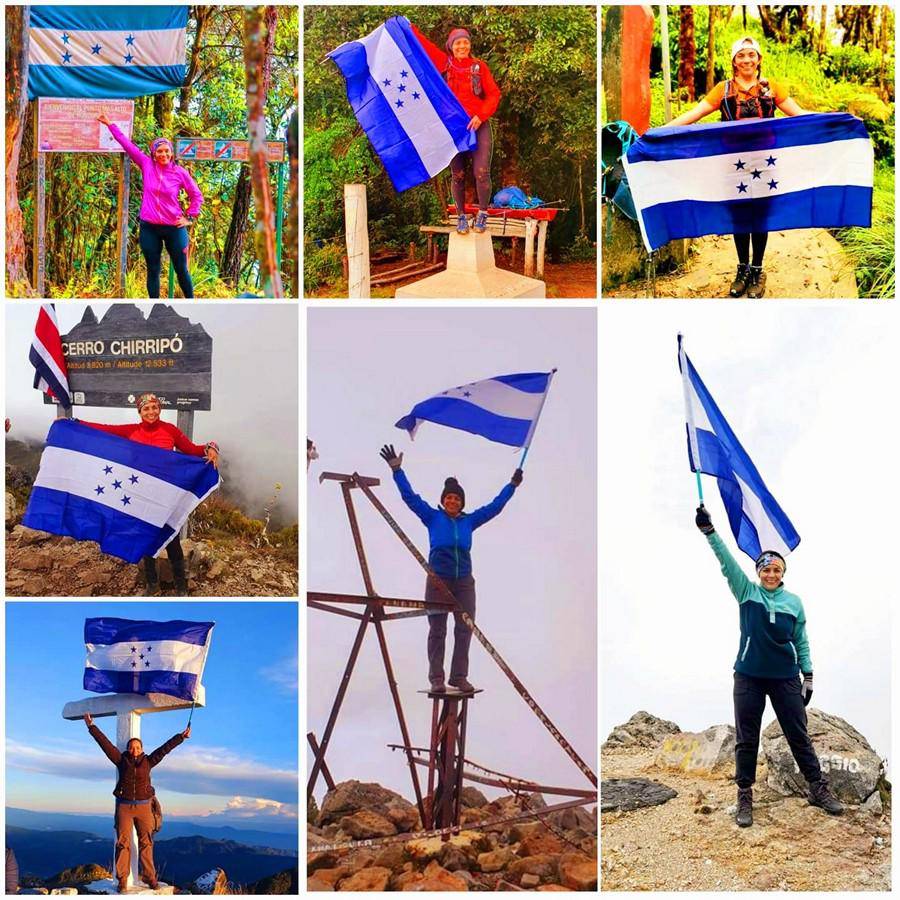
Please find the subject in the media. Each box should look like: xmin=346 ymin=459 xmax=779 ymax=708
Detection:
xmin=677 ymin=335 xmax=704 ymax=504
xmin=518 ymin=368 xmax=557 ymax=468
xmin=187 ymin=700 xmax=196 ymax=728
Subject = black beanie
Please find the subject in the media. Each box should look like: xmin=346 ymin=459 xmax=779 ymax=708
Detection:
xmin=441 ymin=477 xmax=465 ymax=509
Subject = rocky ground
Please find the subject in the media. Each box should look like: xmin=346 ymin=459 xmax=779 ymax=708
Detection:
xmin=601 ymin=712 xmax=891 ymax=891
xmin=5 ymin=525 xmax=298 ymax=597
xmin=308 ymin=780 xmax=597 ymax=891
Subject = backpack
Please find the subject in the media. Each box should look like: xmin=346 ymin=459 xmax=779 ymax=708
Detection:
xmin=601 ymin=121 xmax=640 ymax=222
xmin=492 ymin=186 xmax=545 ymax=209
xmin=150 ymin=796 xmax=163 ymax=834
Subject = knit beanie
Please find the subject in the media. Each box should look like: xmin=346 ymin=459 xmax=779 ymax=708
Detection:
xmin=441 ymin=477 xmax=465 ymax=509
xmin=446 ymin=28 xmax=471 ymax=53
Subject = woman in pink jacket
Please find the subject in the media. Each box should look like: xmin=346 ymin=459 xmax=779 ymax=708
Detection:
xmin=98 ymin=114 xmax=203 ymax=298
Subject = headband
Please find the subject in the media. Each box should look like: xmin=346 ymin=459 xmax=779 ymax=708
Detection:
xmin=136 ymin=392 xmax=159 ymax=411
xmin=756 ymin=551 xmax=786 ymax=574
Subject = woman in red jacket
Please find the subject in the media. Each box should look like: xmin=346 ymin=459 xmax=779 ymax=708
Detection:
xmin=77 ymin=393 xmax=218 ymax=596
xmin=412 ymin=24 xmax=501 ymax=234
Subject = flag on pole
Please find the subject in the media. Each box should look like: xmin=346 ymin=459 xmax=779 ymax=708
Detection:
xmin=84 ymin=617 xmax=214 ymax=700
xmin=30 ymin=304 xmax=72 ymax=409
xmin=396 ymin=371 xmax=555 ymax=448
xmin=28 ymin=6 xmax=188 ymax=100
xmin=328 ymin=16 xmax=476 ymax=192
xmin=624 ymin=113 xmax=873 ymax=252
xmin=678 ymin=336 xmax=800 ymax=560
xmin=23 ymin=419 xmax=219 ymax=563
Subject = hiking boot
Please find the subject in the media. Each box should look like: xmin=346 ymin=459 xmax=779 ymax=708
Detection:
xmin=429 ymin=679 xmax=446 ymax=693
xmin=171 ymin=558 xmax=189 ymax=596
xmin=143 ymin=558 xmax=160 ymax=597
xmin=729 ymin=264 xmax=751 ymax=297
xmin=473 ymin=210 xmax=489 ymax=233
xmin=456 ymin=214 xmax=469 ymax=234
xmin=448 ymin=677 xmax=476 ymax=693
xmin=117 ymin=880 xmax=128 ymax=893
xmin=735 ymin=787 xmax=753 ymax=827
xmin=746 ymin=265 xmax=767 ymax=298
xmin=808 ymin=779 xmax=844 ymax=815
xmin=145 ymin=879 xmax=159 ymax=890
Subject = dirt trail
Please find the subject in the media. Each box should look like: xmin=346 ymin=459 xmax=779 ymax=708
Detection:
xmin=601 ymin=748 xmax=890 ymax=891
xmin=605 ymin=228 xmax=858 ymax=299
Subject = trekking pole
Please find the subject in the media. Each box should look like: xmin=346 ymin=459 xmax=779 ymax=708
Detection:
xmin=518 ymin=368 xmax=557 ymax=469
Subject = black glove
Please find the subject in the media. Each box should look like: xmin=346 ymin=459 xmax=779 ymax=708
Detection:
xmin=379 ymin=444 xmax=403 ymax=471
xmin=695 ymin=504 xmax=714 ymax=535
xmin=801 ymin=672 xmax=813 ymax=707
xmin=511 ymin=468 xmax=523 ymax=487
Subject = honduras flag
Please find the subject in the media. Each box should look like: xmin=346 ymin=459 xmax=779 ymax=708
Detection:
xmin=28 ymin=6 xmax=188 ymax=100
xmin=624 ymin=113 xmax=873 ymax=252
xmin=84 ymin=617 xmax=214 ymax=700
xmin=678 ymin=336 xmax=799 ymax=560
xmin=328 ymin=16 xmax=476 ymax=192
xmin=23 ymin=419 xmax=219 ymax=564
xmin=396 ymin=371 xmax=556 ymax=448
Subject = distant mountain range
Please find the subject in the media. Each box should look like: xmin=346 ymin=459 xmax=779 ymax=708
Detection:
xmin=6 ymin=807 xmax=297 ymax=850
xmin=7 ymin=826 xmax=298 ymax=887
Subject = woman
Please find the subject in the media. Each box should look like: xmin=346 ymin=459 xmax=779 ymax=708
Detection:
xmin=411 ymin=23 xmax=501 ymax=234
xmin=380 ymin=444 xmax=522 ymax=692
xmin=97 ymin=113 xmax=203 ymax=299
xmin=668 ymin=37 xmax=807 ymax=298
xmin=84 ymin=712 xmax=190 ymax=892
xmin=695 ymin=504 xmax=843 ymax=826
xmin=76 ymin=393 xmax=219 ymax=596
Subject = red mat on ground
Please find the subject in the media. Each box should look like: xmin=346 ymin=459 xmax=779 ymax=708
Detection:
xmin=448 ymin=204 xmax=560 ymax=221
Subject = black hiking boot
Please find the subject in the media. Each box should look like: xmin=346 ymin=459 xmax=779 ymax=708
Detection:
xmin=171 ymin=558 xmax=190 ymax=596
xmin=735 ymin=787 xmax=753 ymax=827
xmin=143 ymin=558 xmax=160 ymax=597
xmin=808 ymin=779 xmax=844 ymax=815
xmin=746 ymin=265 xmax=767 ymax=298
xmin=729 ymin=264 xmax=751 ymax=297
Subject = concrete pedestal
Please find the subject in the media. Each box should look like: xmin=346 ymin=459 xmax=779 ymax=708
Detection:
xmin=395 ymin=232 xmax=545 ymax=298
xmin=85 ymin=879 xmax=175 ymax=895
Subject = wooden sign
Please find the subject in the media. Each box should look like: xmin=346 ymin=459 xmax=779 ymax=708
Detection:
xmin=37 ymin=98 xmax=134 ymax=153
xmin=46 ymin=304 xmax=213 ymax=411
xmin=175 ymin=137 xmax=285 ymax=163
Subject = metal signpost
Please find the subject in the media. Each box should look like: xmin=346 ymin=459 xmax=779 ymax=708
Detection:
xmin=171 ymin=137 xmax=288 ymax=298
xmin=34 ymin=98 xmax=135 ymax=298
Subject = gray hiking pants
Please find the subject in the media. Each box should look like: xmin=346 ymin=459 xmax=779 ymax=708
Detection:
xmin=425 ymin=574 xmax=476 ymax=683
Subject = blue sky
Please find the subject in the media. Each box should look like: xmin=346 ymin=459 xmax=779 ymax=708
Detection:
xmin=6 ymin=601 xmax=298 ymax=825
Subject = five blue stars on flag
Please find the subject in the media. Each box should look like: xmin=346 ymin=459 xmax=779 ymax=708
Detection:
xmin=381 ymin=70 xmax=423 ymax=109
xmin=95 ymin=464 xmax=139 ymax=507
xmin=733 ymin=154 xmax=778 ymax=195
xmin=58 ymin=31 xmax=138 ymax=64
xmin=129 ymin=644 xmax=153 ymax=669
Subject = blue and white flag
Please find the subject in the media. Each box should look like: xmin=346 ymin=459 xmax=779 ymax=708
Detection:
xmin=28 ymin=6 xmax=188 ymax=100
xmin=23 ymin=419 xmax=219 ymax=564
xmin=328 ymin=16 xmax=476 ymax=192
xmin=678 ymin=336 xmax=799 ymax=560
xmin=84 ymin=617 xmax=214 ymax=700
xmin=396 ymin=371 xmax=555 ymax=449
xmin=624 ymin=113 xmax=873 ymax=251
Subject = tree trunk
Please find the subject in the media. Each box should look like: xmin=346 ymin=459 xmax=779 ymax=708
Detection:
xmin=677 ymin=6 xmax=695 ymax=103
xmin=285 ymin=104 xmax=298 ymax=298
xmin=153 ymin=91 xmax=174 ymax=133
xmin=243 ymin=5 xmax=283 ymax=297
xmin=758 ymin=5 xmax=777 ymax=40
xmin=220 ymin=165 xmax=252 ymax=285
xmin=6 ymin=6 xmax=32 ymax=293
xmin=179 ymin=6 xmax=212 ymax=114
xmin=705 ymin=6 xmax=717 ymax=93
xmin=818 ymin=5 xmax=828 ymax=55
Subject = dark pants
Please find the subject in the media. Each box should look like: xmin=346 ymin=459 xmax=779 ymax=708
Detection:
xmin=426 ymin=574 xmax=476 ymax=683
xmin=139 ymin=221 xmax=193 ymax=298
xmin=114 ymin=800 xmax=156 ymax=884
xmin=733 ymin=672 xmax=822 ymax=788
xmin=450 ymin=121 xmax=492 ymax=212
xmin=734 ymin=232 xmax=769 ymax=267
xmin=142 ymin=535 xmax=184 ymax=580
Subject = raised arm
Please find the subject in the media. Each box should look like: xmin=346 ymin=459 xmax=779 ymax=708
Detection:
xmin=393 ymin=468 xmax=436 ymax=525
xmin=410 ymin=22 xmax=447 ymax=71
xmin=98 ymin=116 xmax=149 ymax=168
xmin=147 ymin=731 xmax=186 ymax=767
xmin=78 ymin=419 xmax=136 ymax=438
xmin=87 ymin=718 xmax=122 ymax=765
xmin=695 ymin=506 xmax=752 ymax=601
xmin=467 ymin=472 xmax=519 ymax=529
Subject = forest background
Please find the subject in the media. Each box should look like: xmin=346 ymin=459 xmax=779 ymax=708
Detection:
xmin=601 ymin=4 xmax=895 ymax=298
xmin=5 ymin=6 xmax=299 ymax=299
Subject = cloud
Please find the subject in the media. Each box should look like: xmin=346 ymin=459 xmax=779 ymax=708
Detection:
xmin=259 ymin=652 xmax=298 ymax=695
xmin=212 ymin=796 xmax=299 ymax=820
xmin=6 ymin=739 xmax=297 ymax=804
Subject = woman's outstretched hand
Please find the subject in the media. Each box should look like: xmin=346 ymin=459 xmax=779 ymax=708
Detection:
xmin=182 ymin=725 xmax=192 ymax=739
xmin=467 ymin=115 xmax=482 ymax=131
xmin=83 ymin=713 xmax=94 ymax=727
xmin=511 ymin=468 xmax=523 ymax=487
xmin=96 ymin=113 xmax=111 ymax=127
xmin=204 ymin=446 xmax=219 ymax=470
xmin=695 ymin=504 xmax=715 ymax=535
xmin=379 ymin=444 xmax=403 ymax=471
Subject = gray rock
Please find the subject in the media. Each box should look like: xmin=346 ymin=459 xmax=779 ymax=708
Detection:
xmin=762 ymin=709 xmax=885 ymax=802
xmin=654 ymin=724 xmax=735 ymax=776
xmin=603 ymin=710 xmax=681 ymax=749
xmin=317 ymin=780 xmax=419 ymax=831
xmin=862 ymin=790 xmax=883 ymax=816
xmin=460 ymin=786 xmax=489 ymax=808
xmin=601 ymin=778 xmax=677 ymax=812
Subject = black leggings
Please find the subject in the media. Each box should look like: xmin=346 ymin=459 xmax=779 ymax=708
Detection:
xmin=450 ymin=121 xmax=492 ymax=212
xmin=734 ymin=232 xmax=768 ymax=267
xmin=139 ymin=221 xmax=193 ymax=298
xmin=142 ymin=535 xmax=183 ymax=574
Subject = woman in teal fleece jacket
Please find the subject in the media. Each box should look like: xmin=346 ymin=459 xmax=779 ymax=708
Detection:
xmin=696 ymin=504 xmax=843 ymax=827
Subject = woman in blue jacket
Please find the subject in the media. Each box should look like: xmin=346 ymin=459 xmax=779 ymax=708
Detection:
xmin=696 ymin=505 xmax=843 ymax=826
xmin=381 ymin=444 xmax=522 ymax=692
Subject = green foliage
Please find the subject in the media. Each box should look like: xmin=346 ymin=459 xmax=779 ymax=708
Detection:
xmin=303 ymin=237 xmax=345 ymax=295
xmin=192 ymin=493 xmax=265 ymax=541
xmin=824 ymin=44 xmax=886 ymax=84
xmin=562 ymin=233 xmax=596 ymax=262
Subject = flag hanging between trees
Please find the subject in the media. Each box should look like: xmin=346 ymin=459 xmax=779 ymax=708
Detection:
xmin=30 ymin=304 xmax=72 ymax=409
xmin=328 ymin=16 xmax=476 ymax=192
xmin=23 ymin=420 xmax=219 ymax=563
xmin=678 ymin=336 xmax=800 ymax=560
xmin=624 ymin=113 xmax=873 ymax=252
xmin=84 ymin=617 xmax=214 ymax=700
xmin=396 ymin=371 xmax=555 ymax=448
xmin=28 ymin=6 xmax=188 ymax=100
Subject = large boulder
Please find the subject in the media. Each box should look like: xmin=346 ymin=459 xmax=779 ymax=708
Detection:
xmin=339 ymin=809 xmax=397 ymax=839
xmin=655 ymin=725 xmax=735 ymax=776
xmin=762 ymin=709 xmax=885 ymax=803
xmin=558 ymin=852 xmax=597 ymax=891
xmin=338 ymin=867 xmax=391 ymax=891
xmin=603 ymin=711 xmax=681 ymax=749
xmin=191 ymin=868 xmax=229 ymax=894
xmin=318 ymin=780 xmax=419 ymax=832
xmin=601 ymin=778 xmax=677 ymax=812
